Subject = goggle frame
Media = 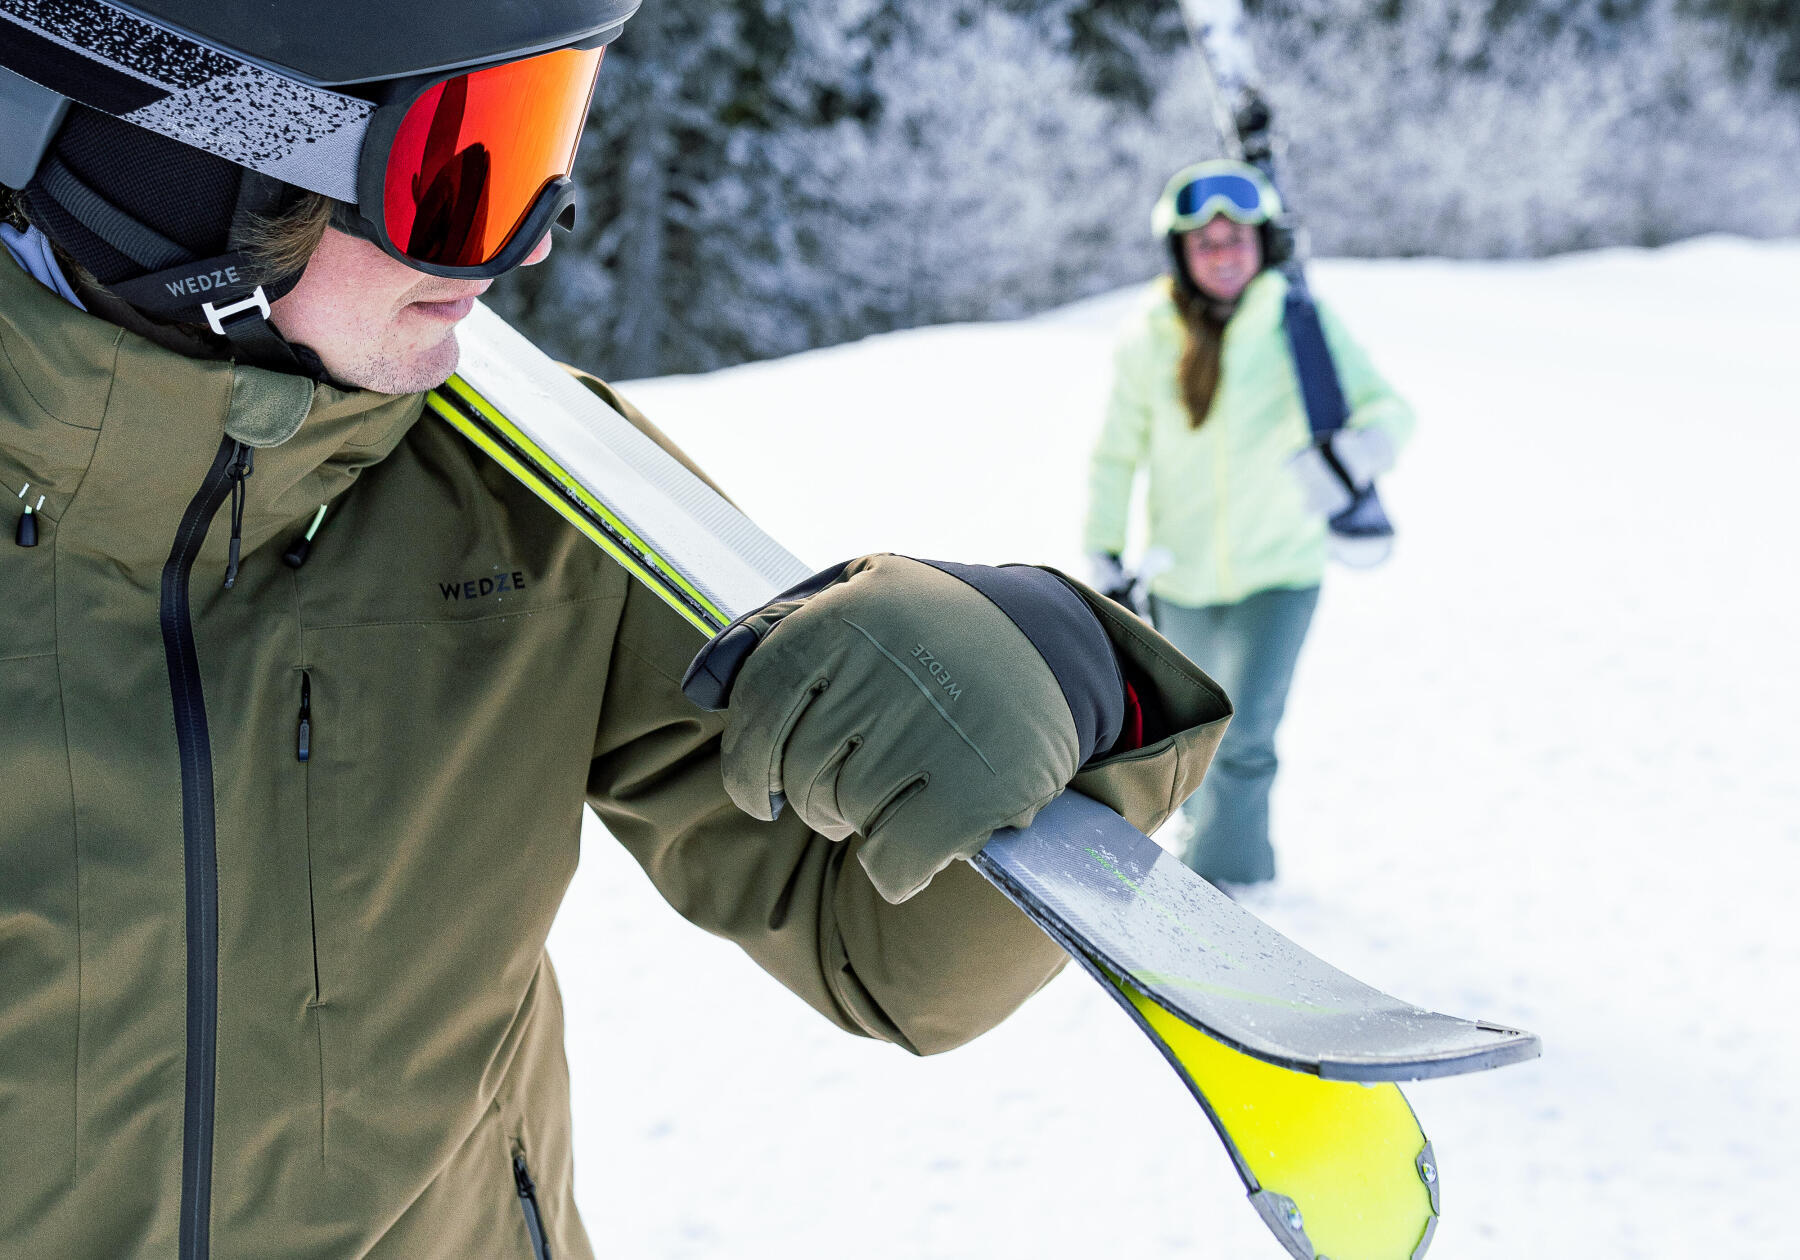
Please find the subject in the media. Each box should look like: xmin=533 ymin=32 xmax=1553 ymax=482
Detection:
xmin=343 ymin=37 xmax=611 ymax=279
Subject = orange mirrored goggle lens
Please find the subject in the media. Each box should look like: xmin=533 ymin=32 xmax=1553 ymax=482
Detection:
xmin=384 ymin=46 xmax=603 ymax=269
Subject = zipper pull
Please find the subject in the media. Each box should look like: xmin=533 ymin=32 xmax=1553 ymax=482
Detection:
xmin=296 ymin=671 xmax=312 ymax=763
xmin=283 ymin=504 xmax=329 ymax=569
xmin=223 ymin=442 xmax=254 ymax=590
xmin=513 ymin=1154 xmax=551 ymax=1259
xmin=14 ymin=484 xmax=41 ymax=548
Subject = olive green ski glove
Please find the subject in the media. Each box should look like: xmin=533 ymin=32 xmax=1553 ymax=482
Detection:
xmin=682 ymin=554 xmax=1127 ymax=903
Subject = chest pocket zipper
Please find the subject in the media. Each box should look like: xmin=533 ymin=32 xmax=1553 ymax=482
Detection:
xmin=513 ymin=1154 xmax=552 ymax=1260
xmin=296 ymin=670 xmax=312 ymax=762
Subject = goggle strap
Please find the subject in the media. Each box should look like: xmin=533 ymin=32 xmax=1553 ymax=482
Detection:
xmin=0 ymin=0 xmax=370 ymax=201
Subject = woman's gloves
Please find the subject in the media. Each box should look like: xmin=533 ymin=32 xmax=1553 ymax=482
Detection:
xmin=682 ymin=554 xmax=1128 ymax=903
xmin=1285 ymin=426 xmax=1396 ymax=517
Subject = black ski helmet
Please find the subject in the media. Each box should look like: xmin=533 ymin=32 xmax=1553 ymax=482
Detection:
xmin=0 ymin=0 xmax=638 ymax=372
xmin=1153 ymin=158 xmax=1289 ymax=302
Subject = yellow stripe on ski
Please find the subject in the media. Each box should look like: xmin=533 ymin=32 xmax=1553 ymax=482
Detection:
xmin=1119 ymin=980 xmax=1435 ymax=1260
xmin=441 ymin=376 xmax=728 ymax=626
xmin=427 ymin=383 xmax=726 ymax=636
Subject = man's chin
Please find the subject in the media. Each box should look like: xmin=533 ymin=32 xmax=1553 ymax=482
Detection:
xmin=325 ymin=330 xmax=462 ymax=396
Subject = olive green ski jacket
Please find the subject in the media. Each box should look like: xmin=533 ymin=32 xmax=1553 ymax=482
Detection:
xmin=0 ymin=251 xmax=1230 ymax=1258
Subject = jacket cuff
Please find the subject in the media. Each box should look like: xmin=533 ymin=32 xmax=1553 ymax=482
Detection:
xmin=1046 ymin=570 xmax=1233 ymax=838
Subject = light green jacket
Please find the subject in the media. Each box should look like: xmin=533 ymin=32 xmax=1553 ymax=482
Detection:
xmin=1084 ymin=272 xmax=1415 ymax=607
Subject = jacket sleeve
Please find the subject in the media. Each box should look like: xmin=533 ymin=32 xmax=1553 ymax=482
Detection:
xmin=577 ymin=373 xmax=1230 ymax=1056
xmin=587 ymin=574 xmax=1070 ymax=1056
xmin=1318 ymin=299 xmax=1416 ymax=454
xmin=1083 ymin=324 xmax=1155 ymax=557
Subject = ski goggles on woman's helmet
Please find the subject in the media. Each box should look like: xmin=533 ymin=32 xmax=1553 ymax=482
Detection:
xmin=1151 ymin=160 xmax=1284 ymax=237
xmin=0 ymin=0 xmax=617 ymax=278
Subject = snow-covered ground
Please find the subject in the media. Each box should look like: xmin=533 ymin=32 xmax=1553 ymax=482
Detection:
xmin=548 ymin=237 xmax=1799 ymax=1258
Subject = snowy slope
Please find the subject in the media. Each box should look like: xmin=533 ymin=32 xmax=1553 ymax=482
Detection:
xmin=547 ymin=237 xmax=1799 ymax=1258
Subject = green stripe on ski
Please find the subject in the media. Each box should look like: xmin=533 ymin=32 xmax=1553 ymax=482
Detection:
xmin=427 ymin=381 xmax=726 ymax=636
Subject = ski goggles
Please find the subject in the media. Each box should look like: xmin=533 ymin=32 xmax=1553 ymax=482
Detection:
xmin=1173 ymin=173 xmax=1270 ymax=225
xmin=1153 ymin=162 xmax=1283 ymax=237
xmin=0 ymin=0 xmax=617 ymax=277
xmin=350 ymin=46 xmax=605 ymax=274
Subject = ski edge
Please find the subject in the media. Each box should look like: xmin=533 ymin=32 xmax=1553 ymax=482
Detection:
xmin=973 ymin=838 xmax=1540 ymax=1083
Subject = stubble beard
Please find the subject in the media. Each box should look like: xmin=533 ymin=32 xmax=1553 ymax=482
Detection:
xmin=318 ymin=323 xmax=463 ymax=396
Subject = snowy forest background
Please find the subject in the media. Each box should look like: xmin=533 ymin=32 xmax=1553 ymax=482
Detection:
xmin=490 ymin=0 xmax=1800 ymax=377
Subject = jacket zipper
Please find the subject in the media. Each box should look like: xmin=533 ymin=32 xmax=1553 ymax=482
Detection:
xmin=514 ymin=1154 xmax=553 ymax=1260
xmin=296 ymin=671 xmax=312 ymax=763
xmin=162 ymin=436 xmax=245 ymax=1260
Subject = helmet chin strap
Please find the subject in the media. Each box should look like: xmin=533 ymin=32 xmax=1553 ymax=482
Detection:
xmin=27 ymin=157 xmax=328 ymax=380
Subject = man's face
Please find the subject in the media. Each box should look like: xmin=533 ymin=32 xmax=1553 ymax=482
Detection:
xmin=1180 ymin=216 xmax=1262 ymax=304
xmin=270 ymin=227 xmax=551 ymax=394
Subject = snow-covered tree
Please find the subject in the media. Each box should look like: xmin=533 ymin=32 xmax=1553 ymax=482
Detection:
xmin=489 ymin=0 xmax=1800 ymax=375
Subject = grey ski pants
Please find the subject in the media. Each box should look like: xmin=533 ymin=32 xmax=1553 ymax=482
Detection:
xmin=1150 ymin=584 xmax=1320 ymax=885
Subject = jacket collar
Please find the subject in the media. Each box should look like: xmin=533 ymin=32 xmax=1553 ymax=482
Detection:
xmin=0 ymin=248 xmax=424 ymax=576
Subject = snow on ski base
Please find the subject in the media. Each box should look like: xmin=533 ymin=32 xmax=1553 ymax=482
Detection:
xmin=548 ymin=236 xmax=1798 ymax=1258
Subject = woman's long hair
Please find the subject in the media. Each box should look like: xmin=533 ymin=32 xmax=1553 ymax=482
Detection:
xmin=1174 ymin=282 xmax=1230 ymax=430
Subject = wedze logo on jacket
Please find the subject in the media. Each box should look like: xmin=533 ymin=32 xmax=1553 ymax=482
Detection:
xmin=439 ymin=569 xmax=530 ymax=601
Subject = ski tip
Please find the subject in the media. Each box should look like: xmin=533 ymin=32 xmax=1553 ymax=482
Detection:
xmin=1312 ymin=1024 xmax=1542 ymax=1083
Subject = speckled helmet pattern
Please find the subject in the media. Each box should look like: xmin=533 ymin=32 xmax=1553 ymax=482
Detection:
xmin=0 ymin=0 xmax=374 ymax=199
xmin=0 ymin=0 xmax=637 ymax=372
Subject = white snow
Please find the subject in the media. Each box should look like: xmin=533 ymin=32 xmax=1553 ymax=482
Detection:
xmin=548 ymin=237 xmax=1799 ymax=1258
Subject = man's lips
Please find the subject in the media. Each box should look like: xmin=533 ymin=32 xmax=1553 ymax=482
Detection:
xmin=409 ymin=294 xmax=479 ymax=322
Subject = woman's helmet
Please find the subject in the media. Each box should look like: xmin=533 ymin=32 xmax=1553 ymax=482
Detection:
xmin=0 ymin=0 xmax=637 ymax=369
xmin=1153 ymin=158 xmax=1288 ymax=299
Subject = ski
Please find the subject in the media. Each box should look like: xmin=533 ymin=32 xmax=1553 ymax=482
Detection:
xmin=428 ymin=302 xmax=1539 ymax=1259
xmin=1177 ymin=0 xmax=1399 ymax=565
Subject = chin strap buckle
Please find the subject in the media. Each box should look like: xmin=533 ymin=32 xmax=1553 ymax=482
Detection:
xmin=201 ymin=285 xmax=272 ymax=336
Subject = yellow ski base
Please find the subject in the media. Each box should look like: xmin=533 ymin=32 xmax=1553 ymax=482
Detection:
xmin=1119 ymin=979 xmax=1436 ymax=1259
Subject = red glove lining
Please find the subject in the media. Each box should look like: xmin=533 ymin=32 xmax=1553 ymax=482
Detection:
xmin=1117 ymin=679 xmax=1146 ymax=754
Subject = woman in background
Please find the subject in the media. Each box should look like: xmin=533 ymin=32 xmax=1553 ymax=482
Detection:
xmin=1085 ymin=159 xmax=1415 ymax=889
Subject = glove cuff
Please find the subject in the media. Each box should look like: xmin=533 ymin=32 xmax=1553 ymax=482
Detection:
xmin=919 ymin=560 xmax=1126 ymax=765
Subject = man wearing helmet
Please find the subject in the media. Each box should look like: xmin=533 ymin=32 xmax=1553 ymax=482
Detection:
xmin=0 ymin=3 xmax=1229 ymax=1256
